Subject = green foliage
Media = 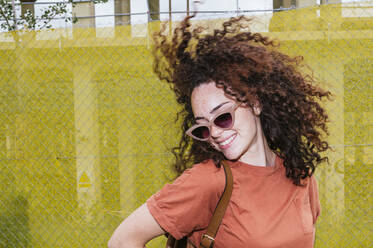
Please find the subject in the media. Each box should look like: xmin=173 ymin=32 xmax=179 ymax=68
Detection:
xmin=0 ymin=0 xmax=108 ymax=32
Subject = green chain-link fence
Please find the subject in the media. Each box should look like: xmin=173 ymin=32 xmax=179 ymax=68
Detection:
xmin=0 ymin=2 xmax=372 ymax=247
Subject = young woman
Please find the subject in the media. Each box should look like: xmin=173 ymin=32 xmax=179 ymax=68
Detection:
xmin=108 ymin=14 xmax=330 ymax=248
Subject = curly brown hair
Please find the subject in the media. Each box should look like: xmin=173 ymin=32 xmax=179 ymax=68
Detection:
xmin=152 ymin=14 xmax=331 ymax=186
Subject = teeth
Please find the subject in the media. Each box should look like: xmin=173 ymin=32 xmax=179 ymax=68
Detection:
xmin=220 ymin=135 xmax=235 ymax=146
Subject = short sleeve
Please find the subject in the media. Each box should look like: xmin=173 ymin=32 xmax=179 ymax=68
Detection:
xmin=309 ymin=175 xmax=321 ymax=224
xmin=146 ymin=161 xmax=225 ymax=240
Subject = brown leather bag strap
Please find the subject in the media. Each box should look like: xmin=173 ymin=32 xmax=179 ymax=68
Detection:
xmin=200 ymin=161 xmax=233 ymax=248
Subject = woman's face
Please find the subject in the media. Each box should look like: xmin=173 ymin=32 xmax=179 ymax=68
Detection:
xmin=191 ymin=82 xmax=262 ymax=161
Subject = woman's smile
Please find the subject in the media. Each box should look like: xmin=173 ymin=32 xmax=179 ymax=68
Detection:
xmin=216 ymin=133 xmax=237 ymax=149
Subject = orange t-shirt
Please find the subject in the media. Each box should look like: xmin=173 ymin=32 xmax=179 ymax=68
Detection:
xmin=147 ymin=156 xmax=321 ymax=248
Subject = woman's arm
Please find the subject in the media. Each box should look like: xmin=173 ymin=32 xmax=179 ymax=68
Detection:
xmin=108 ymin=203 xmax=165 ymax=248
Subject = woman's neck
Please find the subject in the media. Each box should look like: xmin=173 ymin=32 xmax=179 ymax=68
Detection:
xmin=238 ymin=119 xmax=276 ymax=167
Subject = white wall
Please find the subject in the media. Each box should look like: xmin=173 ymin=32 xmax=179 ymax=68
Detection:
xmin=2 ymin=0 xmax=371 ymax=35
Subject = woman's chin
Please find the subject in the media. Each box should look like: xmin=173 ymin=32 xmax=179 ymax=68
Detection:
xmin=223 ymin=151 xmax=241 ymax=161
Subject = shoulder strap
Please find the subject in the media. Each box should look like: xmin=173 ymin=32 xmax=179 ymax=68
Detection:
xmin=200 ymin=160 xmax=233 ymax=248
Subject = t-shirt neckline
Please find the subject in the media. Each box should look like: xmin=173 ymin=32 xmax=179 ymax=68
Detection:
xmin=225 ymin=155 xmax=282 ymax=176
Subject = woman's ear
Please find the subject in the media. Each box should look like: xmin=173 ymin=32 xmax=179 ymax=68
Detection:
xmin=253 ymin=100 xmax=262 ymax=115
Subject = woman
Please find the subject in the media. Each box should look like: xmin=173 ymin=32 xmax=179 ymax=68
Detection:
xmin=108 ymin=14 xmax=330 ymax=248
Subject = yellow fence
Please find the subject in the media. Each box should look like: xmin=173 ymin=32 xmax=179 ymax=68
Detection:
xmin=0 ymin=3 xmax=372 ymax=247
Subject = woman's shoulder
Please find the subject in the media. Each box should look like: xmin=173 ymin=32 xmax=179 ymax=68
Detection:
xmin=147 ymin=160 xmax=227 ymax=239
xmin=175 ymin=159 xmax=226 ymax=194
xmin=188 ymin=159 xmax=222 ymax=174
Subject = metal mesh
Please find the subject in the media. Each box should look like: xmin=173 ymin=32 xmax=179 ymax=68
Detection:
xmin=0 ymin=2 xmax=372 ymax=248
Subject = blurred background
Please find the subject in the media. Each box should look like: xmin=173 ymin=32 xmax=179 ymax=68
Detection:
xmin=0 ymin=0 xmax=372 ymax=247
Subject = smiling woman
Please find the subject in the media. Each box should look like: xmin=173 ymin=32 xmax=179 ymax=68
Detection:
xmin=190 ymin=82 xmax=271 ymax=165
xmin=108 ymin=14 xmax=331 ymax=248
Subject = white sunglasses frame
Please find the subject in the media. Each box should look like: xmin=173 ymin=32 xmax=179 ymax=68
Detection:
xmin=186 ymin=103 xmax=239 ymax=141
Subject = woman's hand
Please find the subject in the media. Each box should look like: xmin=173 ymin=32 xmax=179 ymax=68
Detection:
xmin=108 ymin=203 xmax=165 ymax=248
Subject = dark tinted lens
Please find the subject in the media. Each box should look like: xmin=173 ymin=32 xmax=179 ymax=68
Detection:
xmin=214 ymin=112 xmax=232 ymax=128
xmin=191 ymin=126 xmax=210 ymax=139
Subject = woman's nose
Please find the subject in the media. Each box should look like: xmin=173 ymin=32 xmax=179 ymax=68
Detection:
xmin=210 ymin=125 xmax=224 ymax=138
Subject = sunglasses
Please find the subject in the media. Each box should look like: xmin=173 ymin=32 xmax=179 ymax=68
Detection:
xmin=186 ymin=103 xmax=239 ymax=141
